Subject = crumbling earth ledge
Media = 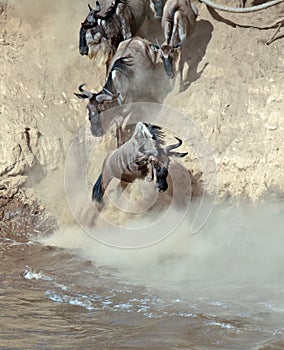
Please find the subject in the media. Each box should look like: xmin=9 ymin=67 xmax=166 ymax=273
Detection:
xmin=0 ymin=195 xmax=57 ymax=241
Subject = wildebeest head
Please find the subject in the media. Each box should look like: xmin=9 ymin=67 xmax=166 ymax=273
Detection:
xmin=79 ymin=4 xmax=100 ymax=56
xmin=152 ymin=137 xmax=188 ymax=192
xmin=79 ymin=0 xmax=121 ymax=66
xmin=150 ymin=41 xmax=182 ymax=79
xmin=79 ymin=3 xmax=114 ymax=64
xmin=74 ymin=84 xmax=119 ymax=137
xmin=149 ymin=0 xmax=166 ymax=19
xmin=79 ymin=26 xmax=89 ymax=56
xmin=82 ymin=3 xmax=100 ymax=29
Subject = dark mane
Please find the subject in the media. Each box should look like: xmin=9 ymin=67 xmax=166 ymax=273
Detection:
xmin=103 ymin=55 xmax=134 ymax=94
xmin=144 ymin=123 xmax=165 ymax=145
xmin=103 ymin=55 xmax=133 ymax=92
xmin=112 ymin=55 xmax=134 ymax=75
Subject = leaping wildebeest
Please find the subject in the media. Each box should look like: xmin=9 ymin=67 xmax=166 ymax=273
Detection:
xmin=91 ymin=122 xmax=188 ymax=204
xmin=152 ymin=0 xmax=198 ymax=91
xmin=79 ymin=0 xmax=147 ymax=66
xmin=75 ymin=36 xmax=166 ymax=137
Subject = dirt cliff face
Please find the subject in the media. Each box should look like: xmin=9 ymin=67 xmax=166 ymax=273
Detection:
xmin=165 ymin=1 xmax=284 ymax=201
xmin=0 ymin=0 xmax=283 ymax=224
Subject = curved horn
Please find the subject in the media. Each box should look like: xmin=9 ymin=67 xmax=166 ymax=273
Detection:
xmin=102 ymin=87 xmax=113 ymax=95
xmin=165 ymin=137 xmax=183 ymax=152
xmin=88 ymin=4 xmax=93 ymax=11
xmin=102 ymin=88 xmax=120 ymax=98
xmin=95 ymin=91 xmax=120 ymax=103
xmin=78 ymin=83 xmax=94 ymax=99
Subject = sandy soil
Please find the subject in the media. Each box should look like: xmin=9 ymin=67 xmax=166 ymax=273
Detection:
xmin=0 ymin=0 xmax=283 ymax=225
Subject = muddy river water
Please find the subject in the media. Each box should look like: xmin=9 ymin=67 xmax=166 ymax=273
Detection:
xmin=1 ymin=200 xmax=284 ymax=349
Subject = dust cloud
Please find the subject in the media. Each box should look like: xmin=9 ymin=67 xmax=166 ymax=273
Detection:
xmin=41 ymin=198 xmax=284 ymax=297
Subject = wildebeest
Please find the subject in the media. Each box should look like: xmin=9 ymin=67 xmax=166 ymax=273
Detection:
xmin=149 ymin=0 xmax=167 ymax=18
xmin=151 ymin=0 xmax=198 ymax=91
xmin=75 ymin=36 xmax=166 ymax=137
xmin=91 ymin=122 xmax=188 ymax=204
xmin=79 ymin=0 xmax=147 ymax=66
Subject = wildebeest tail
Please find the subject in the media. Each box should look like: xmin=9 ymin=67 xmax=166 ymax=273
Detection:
xmin=145 ymin=123 xmax=165 ymax=144
xmin=92 ymin=173 xmax=104 ymax=204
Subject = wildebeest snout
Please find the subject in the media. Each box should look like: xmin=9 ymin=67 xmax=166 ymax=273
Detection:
xmin=161 ymin=55 xmax=175 ymax=79
xmin=155 ymin=181 xmax=168 ymax=192
xmin=80 ymin=46 xmax=89 ymax=56
xmin=154 ymin=165 xmax=169 ymax=192
xmin=89 ymin=113 xmax=104 ymax=137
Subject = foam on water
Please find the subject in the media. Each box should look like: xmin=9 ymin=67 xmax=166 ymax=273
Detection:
xmin=38 ymin=199 xmax=284 ymax=332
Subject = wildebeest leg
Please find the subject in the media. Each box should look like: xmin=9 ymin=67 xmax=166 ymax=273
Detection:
xmin=178 ymin=48 xmax=185 ymax=92
xmin=117 ymin=5 xmax=132 ymax=39
xmin=106 ymin=62 xmax=110 ymax=76
xmin=120 ymin=180 xmax=129 ymax=191
xmin=174 ymin=13 xmax=187 ymax=92
xmin=114 ymin=117 xmax=125 ymax=147
xmin=92 ymin=173 xmax=105 ymax=204
xmin=146 ymin=158 xmax=155 ymax=182
xmin=163 ymin=15 xmax=173 ymax=44
xmin=115 ymin=123 xmax=123 ymax=148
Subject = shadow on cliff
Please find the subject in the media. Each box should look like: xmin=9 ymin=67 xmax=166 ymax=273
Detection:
xmin=179 ymin=19 xmax=214 ymax=92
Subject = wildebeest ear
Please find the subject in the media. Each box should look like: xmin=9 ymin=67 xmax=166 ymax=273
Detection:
xmin=95 ymin=93 xmax=117 ymax=103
